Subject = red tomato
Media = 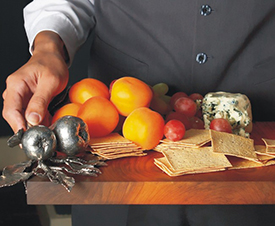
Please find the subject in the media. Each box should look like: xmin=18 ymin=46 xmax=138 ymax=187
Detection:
xmin=210 ymin=118 xmax=232 ymax=133
xmin=164 ymin=119 xmax=186 ymax=141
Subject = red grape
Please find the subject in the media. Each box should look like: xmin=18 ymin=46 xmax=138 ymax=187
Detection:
xmin=170 ymin=92 xmax=188 ymax=107
xmin=173 ymin=97 xmax=197 ymax=117
xmin=210 ymin=118 xmax=232 ymax=133
xmin=164 ymin=119 xmax=186 ymax=141
xmin=189 ymin=116 xmax=204 ymax=129
xmin=195 ymin=109 xmax=203 ymax=119
xmin=165 ymin=111 xmax=192 ymax=130
xmin=189 ymin=93 xmax=203 ymax=101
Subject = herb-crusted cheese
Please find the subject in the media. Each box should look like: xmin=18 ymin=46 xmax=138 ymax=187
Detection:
xmin=202 ymin=92 xmax=252 ymax=137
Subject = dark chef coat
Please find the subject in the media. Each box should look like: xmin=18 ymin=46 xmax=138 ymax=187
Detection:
xmin=73 ymin=1 xmax=275 ymax=225
xmin=89 ymin=0 xmax=275 ymax=121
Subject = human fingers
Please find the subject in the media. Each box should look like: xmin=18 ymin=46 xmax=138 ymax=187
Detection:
xmin=25 ymin=72 xmax=68 ymax=126
xmin=2 ymin=76 xmax=33 ymax=132
xmin=3 ymin=31 xmax=68 ymax=131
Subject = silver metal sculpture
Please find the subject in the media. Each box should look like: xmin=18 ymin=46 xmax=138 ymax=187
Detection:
xmin=0 ymin=115 xmax=106 ymax=192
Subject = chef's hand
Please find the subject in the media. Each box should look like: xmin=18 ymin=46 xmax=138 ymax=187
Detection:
xmin=2 ymin=31 xmax=69 ymax=133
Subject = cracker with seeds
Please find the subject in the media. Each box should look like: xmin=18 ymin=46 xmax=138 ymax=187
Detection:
xmin=210 ymin=130 xmax=257 ymax=161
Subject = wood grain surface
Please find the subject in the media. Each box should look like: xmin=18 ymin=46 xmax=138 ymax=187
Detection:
xmin=27 ymin=122 xmax=275 ymax=205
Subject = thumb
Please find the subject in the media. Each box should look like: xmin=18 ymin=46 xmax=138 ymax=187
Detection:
xmin=25 ymin=83 xmax=58 ymax=126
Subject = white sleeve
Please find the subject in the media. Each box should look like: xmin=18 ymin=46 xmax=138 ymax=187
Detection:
xmin=23 ymin=0 xmax=95 ymax=65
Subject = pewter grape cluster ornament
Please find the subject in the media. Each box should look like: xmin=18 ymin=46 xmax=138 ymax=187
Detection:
xmin=0 ymin=116 xmax=106 ymax=192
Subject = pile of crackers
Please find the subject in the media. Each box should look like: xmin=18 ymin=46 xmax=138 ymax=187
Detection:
xmin=89 ymin=133 xmax=146 ymax=159
xmin=154 ymin=129 xmax=275 ymax=177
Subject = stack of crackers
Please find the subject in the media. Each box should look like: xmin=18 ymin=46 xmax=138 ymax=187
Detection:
xmin=154 ymin=129 xmax=275 ymax=176
xmin=89 ymin=133 xmax=146 ymax=160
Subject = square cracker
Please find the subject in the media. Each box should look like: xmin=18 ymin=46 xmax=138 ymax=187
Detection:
xmin=262 ymin=138 xmax=275 ymax=147
xmin=89 ymin=133 xmax=132 ymax=145
xmin=161 ymin=146 xmax=232 ymax=171
xmin=266 ymin=147 xmax=275 ymax=153
xmin=262 ymin=139 xmax=275 ymax=153
xmin=177 ymin=129 xmax=211 ymax=146
xmin=210 ymin=130 xmax=257 ymax=161
xmin=154 ymin=157 xmax=226 ymax=177
xmin=227 ymin=156 xmax=263 ymax=169
xmin=254 ymin=145 xmax=267 ymax=154
xmin=254 ymin=145 xmax=275 ymax=157
xmin=227 ymin=155 xmax=275 ymax=169
xmin=161 ymin=129 xmax=211 ymax=147
xmin=89 ymin=133 xmax=145 ymax=160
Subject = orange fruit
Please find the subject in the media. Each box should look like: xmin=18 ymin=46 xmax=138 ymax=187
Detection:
xmin=51 ymin=102 xmax=82 ymax=124
xmin=122 ymin=107 xmax=165 ymax=150
xmin=110 ymin=76 xmax=153 ymax=116
xmin=69 ymin=78 xmax=110 ymax=104
xmin=77 ymin=96 xmax=119 ymax=138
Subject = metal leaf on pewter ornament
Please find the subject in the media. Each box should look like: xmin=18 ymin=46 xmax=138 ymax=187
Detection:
xmin=7 ymin=128 xmax=24 ymax=148
xmin=51 ymin=170 xmax=75 ymax=192
xmin=34 ymin=161 xmax=75 ymax=192
xmin=0 ymin=160 xmax=33 ymax=188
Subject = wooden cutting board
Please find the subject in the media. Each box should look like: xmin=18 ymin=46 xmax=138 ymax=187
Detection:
xmin=27 ymin=122 xmax=275 ymax=205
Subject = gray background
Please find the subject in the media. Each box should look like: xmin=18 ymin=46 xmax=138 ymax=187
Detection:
xmin=0 ymin=0 xmax=90 ymax=136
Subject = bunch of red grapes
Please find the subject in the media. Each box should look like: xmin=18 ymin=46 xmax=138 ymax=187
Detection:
xmin=151 ymin=83 xmax=232 ymax=141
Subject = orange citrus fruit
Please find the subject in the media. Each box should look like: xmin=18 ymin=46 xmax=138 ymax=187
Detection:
xmin=122 ymin=107 xmax=165 ymax=150
xmin=77 ymin=96 xmax=119 ymax=138
xmin=110 ymin=76 xmax=153 ymax=116
xmin=51 ymin=103 xmax=82 ymax=124
xmin=69 ymin=78 xmax=110 ymax=104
